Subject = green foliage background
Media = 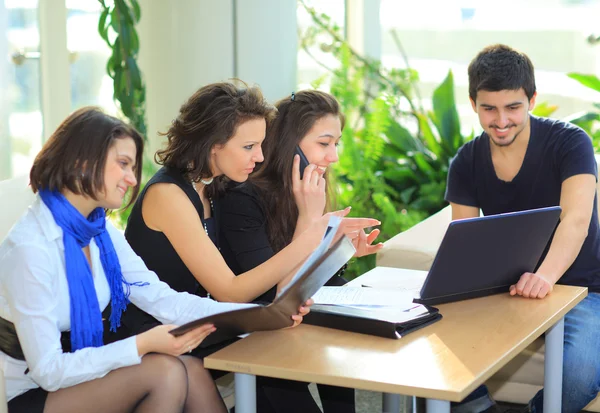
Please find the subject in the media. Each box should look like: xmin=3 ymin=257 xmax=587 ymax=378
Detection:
xmin=299 ymin=3 xmax=473 ymax=277
xmin=97 ymin=1 xmax=600 ymax=279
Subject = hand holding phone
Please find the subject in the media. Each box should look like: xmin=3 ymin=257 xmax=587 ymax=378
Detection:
xmin=292 ymin=147 xmax=326 ymax=223
xmin=294 ymin=146 xmax=310 ymax=179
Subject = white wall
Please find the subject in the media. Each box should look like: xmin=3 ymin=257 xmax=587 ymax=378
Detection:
xmin=137 ymin=0 xmax=298 ymax=156
xmin=235 ymin=0 xmax=297 ymax=102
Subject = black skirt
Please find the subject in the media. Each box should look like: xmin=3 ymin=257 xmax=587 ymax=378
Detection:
xmin=8 ymin=387 xmax=48 ymax=413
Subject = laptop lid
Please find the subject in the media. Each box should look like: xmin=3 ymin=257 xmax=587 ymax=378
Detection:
xmin=414 ymin=206 xmax=561 ymax=305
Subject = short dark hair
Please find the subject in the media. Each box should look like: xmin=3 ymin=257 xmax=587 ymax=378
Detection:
xmin=155 ymin=81 xmax=276 ymax=195
xmin=30 ymin=106 xmax=144 ymax=209
xmin=468 ymin=44 xmax=536 ymax=102
xmin=251 ymin=89 xmax=345 ymax=252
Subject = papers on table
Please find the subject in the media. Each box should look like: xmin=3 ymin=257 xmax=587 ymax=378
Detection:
xmin=312 ymin=266 xmax=430 ymax=314
xmin=307 ymin=266 xmax=442 ymax=338
xmin=348 ymin=266 xmax=427 ymax=294
xmin=312 ymin=287 xmax=416 ymax=311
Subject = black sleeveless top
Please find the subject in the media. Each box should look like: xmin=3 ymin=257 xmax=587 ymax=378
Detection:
xmin=125 ymin=167 xmax=218 ymax=297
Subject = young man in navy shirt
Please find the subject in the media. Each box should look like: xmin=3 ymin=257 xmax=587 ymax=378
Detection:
xmin=446 ymin=44 xmax=600 ymax=412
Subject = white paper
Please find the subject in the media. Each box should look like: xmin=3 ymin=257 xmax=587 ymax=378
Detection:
xmin=347 ymin=266 xmax=428 ymax=293
xmin=360 ymin=304 xmax=431 ymax=322
xmin=312 ymin=286 xmax=416 ymax=310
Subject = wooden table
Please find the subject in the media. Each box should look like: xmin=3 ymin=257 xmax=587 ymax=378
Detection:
xmin=205 ymin=285 xmax=586 ymax=413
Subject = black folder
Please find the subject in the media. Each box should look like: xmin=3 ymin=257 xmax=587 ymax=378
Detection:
xmin=170 ymin=236 xmax=356 ymax=347
xmin=304 ymin=303 xmax=442 ymax=339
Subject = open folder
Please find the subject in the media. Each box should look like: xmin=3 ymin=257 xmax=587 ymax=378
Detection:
xmin=170 ymin=217 xmax=356 ymax=347
xmin=304 ymin=303 xmax=441 ymax=339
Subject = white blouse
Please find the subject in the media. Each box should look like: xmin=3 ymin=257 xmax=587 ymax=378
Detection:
xmin=0 ymin=196 xmax=254 ymax=401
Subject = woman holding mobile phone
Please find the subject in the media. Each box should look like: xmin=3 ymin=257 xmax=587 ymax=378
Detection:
xmin=218 ymin=90 xmax=384 ymax=413
xmin=125 ymin=82 xmax=376 ymax=305
xmin=124 ymin=82 xmax=379 ymax=412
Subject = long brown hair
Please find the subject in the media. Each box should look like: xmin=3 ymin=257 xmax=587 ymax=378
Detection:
xmin=251 ymin=90 xmax=344 ymax=252
xmin=156 ymin=81 xmax=276 ymax=198
xmin=30 ymin=106 xmax=144 ymax=210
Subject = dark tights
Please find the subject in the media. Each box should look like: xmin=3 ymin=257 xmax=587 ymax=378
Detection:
xmin=43 ymin=354 xmax=227 ymax=413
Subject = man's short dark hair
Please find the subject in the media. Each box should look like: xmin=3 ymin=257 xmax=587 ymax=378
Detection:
xmin=468 ymin=44 xmax=536 ymax=102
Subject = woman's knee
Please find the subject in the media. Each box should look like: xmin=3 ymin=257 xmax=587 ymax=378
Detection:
xmin=178 ymin=355 xmax=213 ymax=382
xmin=142 ymin=354 xmax=189 ymax=395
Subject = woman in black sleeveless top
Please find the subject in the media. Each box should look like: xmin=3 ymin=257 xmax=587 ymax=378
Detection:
xmin=126 ymin=166 xmax=215 ymax=297
xmin=124 ymin=82 xmax=379 ymax=413
xmin=125 ymin=83 xmax=377 ymax=303
xmin=218 ymin=90 xmax=385 ymax=413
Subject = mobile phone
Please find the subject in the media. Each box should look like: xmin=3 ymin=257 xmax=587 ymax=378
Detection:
xmin=294 ymin=145 xmax=310 ymax=179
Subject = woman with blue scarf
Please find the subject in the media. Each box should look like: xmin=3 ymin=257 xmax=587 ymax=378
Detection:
xmin=0 ymin=107 xmax=310 ymax=413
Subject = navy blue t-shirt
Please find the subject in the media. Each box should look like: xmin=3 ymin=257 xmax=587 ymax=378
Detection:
xmin=445 ymin=115 xmax=600 ymax=291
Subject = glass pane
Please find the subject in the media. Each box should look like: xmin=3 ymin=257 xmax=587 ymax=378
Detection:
xmin=0 ymin=0 xmax=42 ymax=179
xmin=380 ymin=0 xmax=600 ymax=127
xmin=297 ymin=0 xmax=346 ymax=89
xmin=66 ymin=0 xmax=116 ymax=115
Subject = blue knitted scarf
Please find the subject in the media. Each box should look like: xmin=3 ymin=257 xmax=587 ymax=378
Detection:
xmin=39 ymin=189 xmax=134 ymax=351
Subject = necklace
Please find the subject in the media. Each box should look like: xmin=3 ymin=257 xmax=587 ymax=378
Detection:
xmin=191 ymin=181 xmax=213 ymax=235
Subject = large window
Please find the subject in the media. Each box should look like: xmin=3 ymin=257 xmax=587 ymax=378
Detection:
xmin=66 ymin=0 xmax=116 ymax=114
xmin=1 ymin=0 xmax=42 ymax=179
xmin=0 ymin=0 xmax=116 ymax=180
xmin=380 ymin=0 xmax=600 ymax=130
xmin=296 ymin=0 xmax=346 ymax=89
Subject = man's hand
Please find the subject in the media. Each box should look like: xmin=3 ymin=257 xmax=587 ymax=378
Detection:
xmin=510 ymin=272 xmax=554 ymax=299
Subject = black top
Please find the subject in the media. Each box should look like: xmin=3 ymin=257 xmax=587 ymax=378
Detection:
xmin=125 ymin=166 xmax=218 ymax=296
xmin=445 ymin=115 xmax=600 ymax=291
xmin=219 ymin=182 xmax=347 ymax=304
xmin=218 ymin=183 xmax=279 ymax=302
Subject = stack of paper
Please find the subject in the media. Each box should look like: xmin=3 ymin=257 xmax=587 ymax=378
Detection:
xmin=348 ymin=266 xmax=428 ymax=293
xmin=312 ymin=286 xmax=417 ymax=312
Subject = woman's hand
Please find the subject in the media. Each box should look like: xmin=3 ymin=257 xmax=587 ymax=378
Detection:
xmin=136 ymin=323 xmax=216 ymax=357
xmin=290 ymin=298 xmax=313 ymax=328
xmin=351 ymin=228 xmax=384 ymax=257
xmin=325 ymin=208 xmax=381 ymax=242
xmin=292 ymin=154 xmax=326 ymax=222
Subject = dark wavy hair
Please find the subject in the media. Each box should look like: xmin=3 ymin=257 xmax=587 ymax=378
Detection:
xmin=468 ymin=44 xmax=536 ymax=102
xmin=250 ymin=90 xmax=345 ymax=252
xmin=155 ymin=81 xmax=276 ymax=198
xmin=29 ymin=106 xmax=144 ymax=210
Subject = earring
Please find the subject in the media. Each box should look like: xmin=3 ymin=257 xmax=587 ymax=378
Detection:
xmin=200 ymin=177 xmax=214 ymax=185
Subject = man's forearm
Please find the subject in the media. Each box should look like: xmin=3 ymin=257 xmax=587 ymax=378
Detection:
xmin=536 ymin=217 xmax=589 ymax=284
